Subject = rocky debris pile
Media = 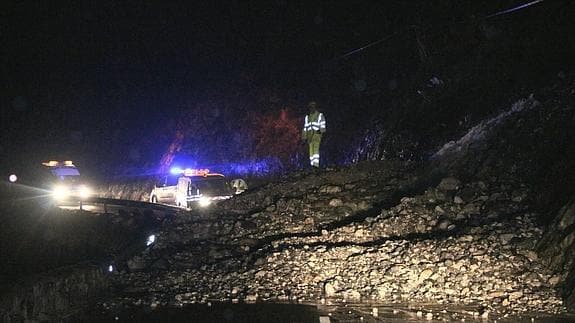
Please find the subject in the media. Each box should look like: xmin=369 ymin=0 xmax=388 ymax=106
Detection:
xmin=426 ymin=88 xmax=575 ymax=311
xmin=100 ymin=161 xmax=568 ymax=319
xmin=432 ymin=95 xmax=540 ymax=165
xmin=430 ymin=91 xmax=575 ymax=214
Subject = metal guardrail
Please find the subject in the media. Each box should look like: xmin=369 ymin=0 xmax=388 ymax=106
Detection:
xmin=80 ymin=197 xmax=182 ymax=213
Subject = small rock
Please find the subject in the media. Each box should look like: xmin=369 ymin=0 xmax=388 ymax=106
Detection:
xmin=376 ymin=286 xmax=387 ymax=298
xmin=509 ymin=291 xmax=523 ymax=300
xmin=434 ymin=205 xmax=445 ymax=214
xmin=500 ymin=233 xmax=516 ymax=244
xmin=419 ymin=269 xmax=434 ymax=281
xmin=458 ymin=235 xmax=474 ymax=242
xmin=438 ymin=177 xmax=460 ymax=192
xmin=329 ymin=198 xmax=344 ymax=207
xmin=357 ymin=201 xmax=371 ymax=210
xmin=488 ymin=291 xmax=505 ymax=298
xmin=343 ymin=290 xmax=361 ymax=301
xmin=320 ymin=185 xmax=342 ymax=194
xmin=549 ymin=275 xmax=561 ymax=286
xmin=245 ymin=294 xmax=258 ymax=302
xmin=437 ymin=219 xmax=452 ymax=230
xmin=304 ymin=217 xmax=315 ymax=226
xmin=324 ymin=283 xmax=337 ymax=297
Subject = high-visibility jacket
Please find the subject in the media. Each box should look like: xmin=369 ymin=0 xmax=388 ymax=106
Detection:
xmin=302 ymin=111 xmax=326 ymax=140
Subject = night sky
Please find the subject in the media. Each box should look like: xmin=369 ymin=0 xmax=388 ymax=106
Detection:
xmin=2 ymin=1 xmax=573 ymax=175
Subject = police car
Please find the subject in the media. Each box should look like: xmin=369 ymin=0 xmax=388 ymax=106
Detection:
xmin=149 ymin=168 xmax=235 ymax=209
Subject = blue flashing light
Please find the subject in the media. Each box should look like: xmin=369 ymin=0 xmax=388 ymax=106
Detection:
xmin=209 ymin=158 xmax=283 ymax=177
xmin=170 ymin=167 xmax=182 ymax=175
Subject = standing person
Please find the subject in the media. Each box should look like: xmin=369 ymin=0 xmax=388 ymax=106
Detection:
xmin=302 ymin=101 xmax=326 ymax=168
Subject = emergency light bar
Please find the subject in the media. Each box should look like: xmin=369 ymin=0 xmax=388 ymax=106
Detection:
xmin=42 ymin=160 xmax=75 ymax=167
xmin=170 ymin=167 xmax=183 ymax=175
xmin=169 ymin=167 xmax=210 ymax=176
xmin=183 ymin=168 xmax=209 ymax=177
xmin=43 ymin=161 xmax=59 ymax=167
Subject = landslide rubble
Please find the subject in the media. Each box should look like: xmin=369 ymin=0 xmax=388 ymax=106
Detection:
xmin=98 ymin=84 xmax=575 ymax=319
xmin=430 ymin=85 xmax=575 ymax=310
xmin=100 ymin=160 xmax=567 ymax=318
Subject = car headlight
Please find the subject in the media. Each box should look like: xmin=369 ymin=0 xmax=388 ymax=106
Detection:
xmin=146 ymin=234 xmax=156 ymax=246
xmin=198 ymin=196 xmax=212 ymax=207
xmin=78 ymin=185 xmax=92 ymax=199
xmin=9 ymin=174 xmax=18 ymax=183
xmin=52 ymin=185 xmax=69 ymax=200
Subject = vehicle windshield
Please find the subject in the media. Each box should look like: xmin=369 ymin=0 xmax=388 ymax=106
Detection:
xmin=58 ymin=175 xmax=82 ymax=184
xmin=50 ymin=167 xmax=81 ymax=182
xmin=193 ymin=177 xmax=231 ymax=196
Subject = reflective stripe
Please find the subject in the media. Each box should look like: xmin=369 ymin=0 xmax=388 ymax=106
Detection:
xmin=318 ymin=113 xmax=326 ymax=130
xmin=310 ymin=152 xmax=320 ymax=166
xmin=304 ymin=115 xmax=311 ymax=131
xmin=303 ymin=113 xmax=326 ymax=131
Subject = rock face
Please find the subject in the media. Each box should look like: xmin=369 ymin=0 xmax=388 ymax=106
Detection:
xmin=427 ymin=89 xmax=575 ymax=311
xmin=99 ymin=178 xmax=155 ymax=201
xmin=99 ymin=161 xmax=567 ymax=318
xmin=0 ymin=265 xmax=107 ymax=322
xmin=538 ymin=197 xmax=575 ymax=309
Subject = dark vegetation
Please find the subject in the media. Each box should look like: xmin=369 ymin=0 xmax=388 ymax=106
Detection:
xmin=0 ymin=189 xmax=164 ymax=280
xmin=125 ymin=0 xmax=574 ymax=179
xmin=2 ymin=1 xmax=573 ymax=177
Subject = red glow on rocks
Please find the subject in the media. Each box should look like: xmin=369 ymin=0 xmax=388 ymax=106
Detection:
xmin=252 ymin=109 xmax=301 ymax=166
xmin=159 ymin=130 xmax=185 ymax=174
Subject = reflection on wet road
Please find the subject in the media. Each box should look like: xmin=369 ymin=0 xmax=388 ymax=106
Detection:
xmin=85 ymin=302 xmax=575 ymax=322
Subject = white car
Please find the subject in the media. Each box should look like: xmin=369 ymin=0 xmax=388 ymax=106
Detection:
xmin=150 ymin=169 xmax=235 ymax=208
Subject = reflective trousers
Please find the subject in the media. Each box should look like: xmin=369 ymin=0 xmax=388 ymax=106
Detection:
xmin=307 ymin=133 xmax=322 ymax=167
